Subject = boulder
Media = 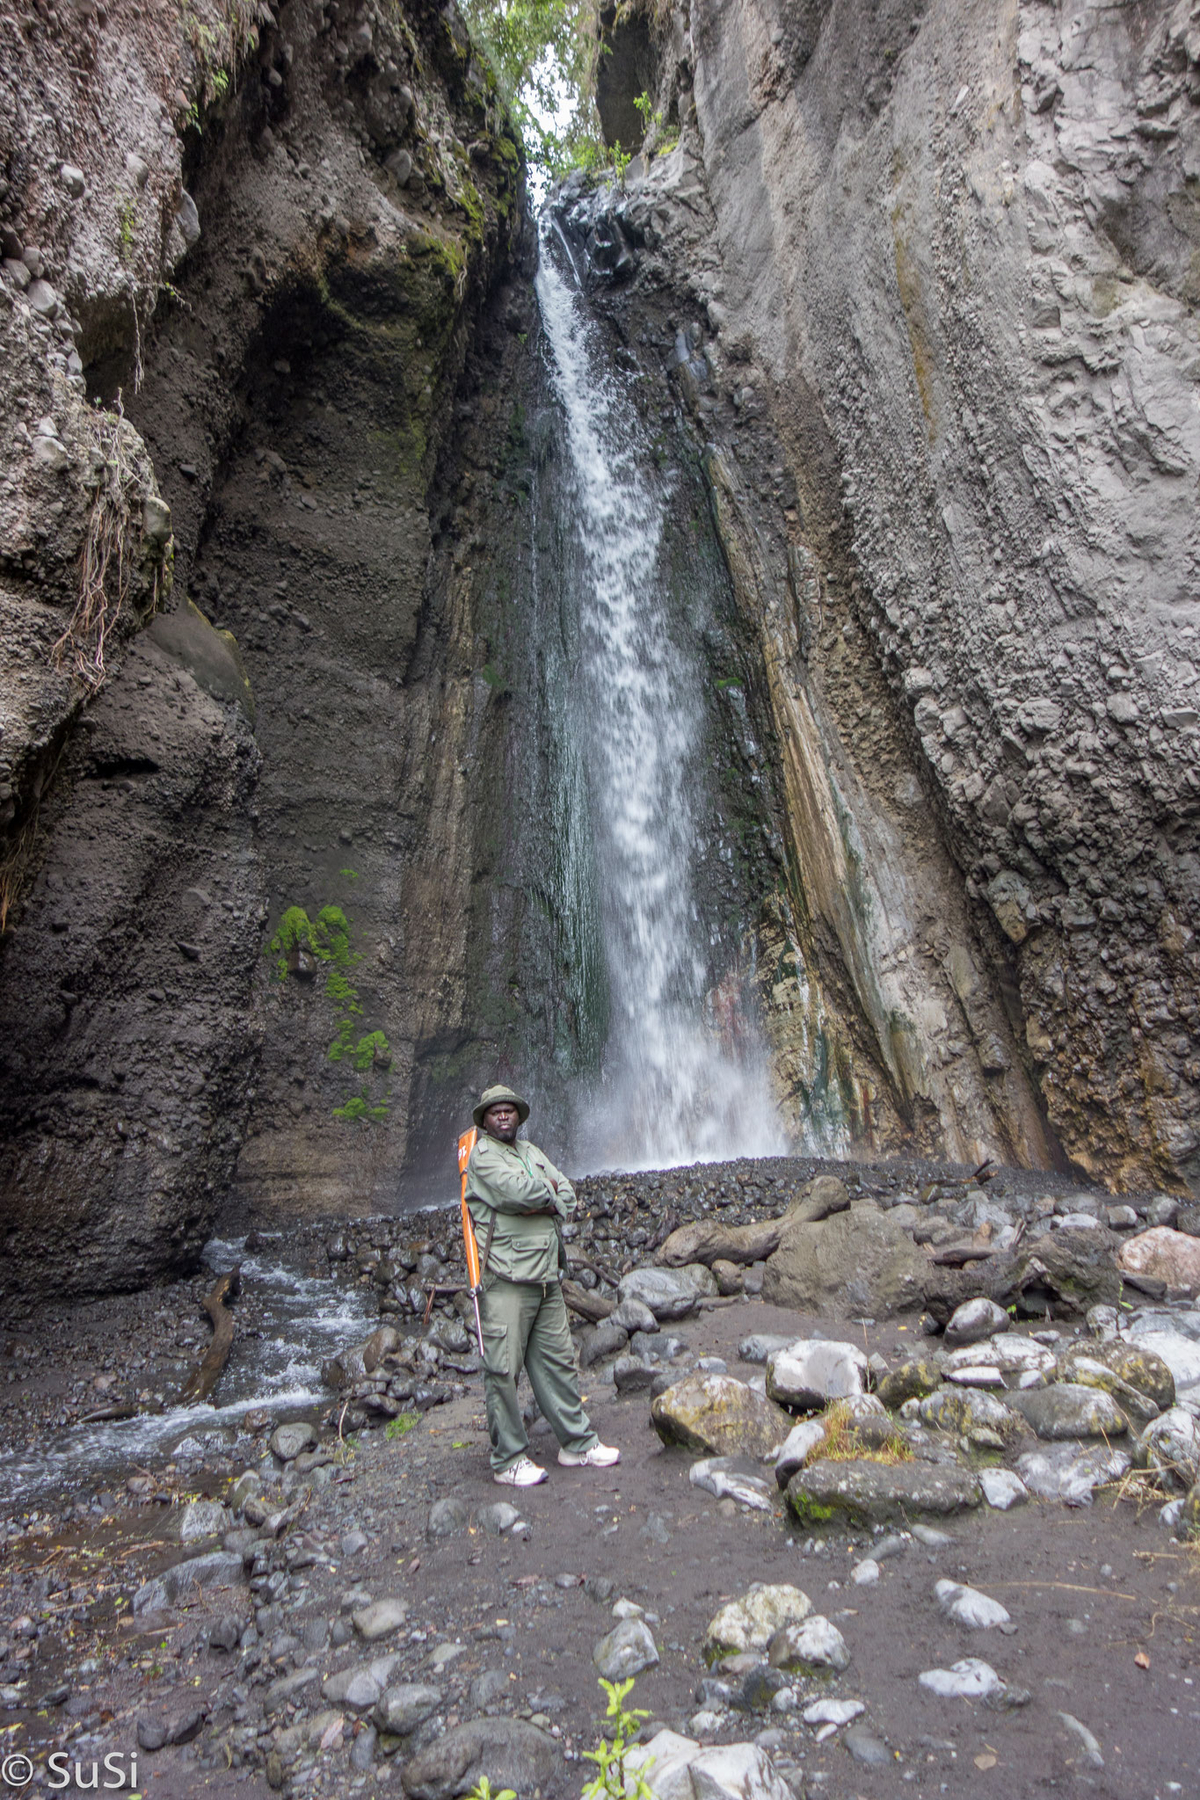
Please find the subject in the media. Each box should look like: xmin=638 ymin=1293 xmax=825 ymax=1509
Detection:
xmin=322 ymin=1326 xmax=400 ymax=1389
xmin=372 ymin=1683 xmax=442 ymax=1736
xmin=765 ymin=1340 xmax=868 ymax=1410
xmin=175 ymin=1501 xmax=231 ymax=1543
xmin=270 ymin=1422 xmax=316 ymax=1461
xmin=1015 ymin=1442 xmax=1132 ymax=1501
xmin=767 ymin=1615 xmax=850 ymax=1673
xmin=593 ymin=1618 xmax=659 ymax=1680
xmin=624 ymin=1730 xmax=701 ymax=1800
xmin=934 ymin=1580 xmax=1010 ymax=1628
xmin=618 ymin=1265 xmax=715 ymax=1320
xmin=651 ymin=1374 xmax=792 ymax=1459
xmin=627 ymin=1736 xmax=794 ymax=1800
xmin=918 ymin=1387 xmax=1029 ymax=1450
xmin=579 ymin=1320 xmax=630 ymax=1367
xmin=943 ymin=1337 xmax=1053 ymax=1375
xmin=923 ymin=1230 xmax=1121 ymax=1323
xmin=1134 ymin=1408 xmax=1200 ymax=1490
xmin=401 ymin=1718 xmax=558 ymax=1800
xmin=786 ymin=1458 xmax=981 ymax=1527
xmin=1124 ymin=1327 xmax=1200 ymax=1404
xmin=1051 ymin=1350 xmax=1160 ymax=1424
xmin=704 ymin=1585 xmax=812 ymax=1659
xmin=876 ymin=1357 xmax=943 ymax=1408
xmin=656 ymin=1218 xmax=788 ymax=1269
xmin=1092 ymin=1340 xmax=1175 ymax=1411
xmin=1005 ymin=1382 xmax=1128 ymax=1440
xmin=943 ymin=1298 xmax=1010 ymax=1347
xmin=762 ymin=1204 xmax=926 ymax=1317
xmin=611 ymin=1297 xmax=658 ymax=1334
xmin=979 ymin=1469 xmax=1029 ymax=1510
xmin=1117 ymin=1228 xmax=1200 ymax=1296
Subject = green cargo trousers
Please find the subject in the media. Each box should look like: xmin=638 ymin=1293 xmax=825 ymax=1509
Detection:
xmin=479 ymin=1275 xmax=598 ymax=1473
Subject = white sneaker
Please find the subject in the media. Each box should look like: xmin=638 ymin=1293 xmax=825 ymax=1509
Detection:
xmin=493 ymin=1456 xmax=547 ymax=1488
xmin=558 ymin=1442 xmax=621 ymax=1468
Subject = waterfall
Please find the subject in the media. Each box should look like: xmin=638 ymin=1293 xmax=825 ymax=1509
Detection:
xmin=535 ymin=231 xmax=789 ymax=1170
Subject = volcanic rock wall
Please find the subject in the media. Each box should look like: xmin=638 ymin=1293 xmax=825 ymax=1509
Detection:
xmin=582 ymin=0 xmax=1200 ymax=1193
xmin=0 ymin=0 xmax=529 ymax=1295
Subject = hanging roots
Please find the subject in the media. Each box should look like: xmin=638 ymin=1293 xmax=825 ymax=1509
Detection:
xmin=52 ymin=398 xmax=162 ymax=692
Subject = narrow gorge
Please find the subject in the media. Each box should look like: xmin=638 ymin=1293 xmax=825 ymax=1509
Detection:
xmin=2 ymin=0 xmax=1199 ymax=1303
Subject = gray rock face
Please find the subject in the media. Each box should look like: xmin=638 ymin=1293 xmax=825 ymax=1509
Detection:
xmin=786 ymin=1458 xmax=981 ymax=1526
xmin=1006 ymin=1382 xmax=1129 ymax=1440
xmin=762 ymin=1206 xmax=928 ymax=1317
xmin=400 ymin=1718 xmax=559 ymax=1800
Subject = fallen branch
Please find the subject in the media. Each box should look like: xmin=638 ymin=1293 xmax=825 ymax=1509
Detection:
xmin=562 ymin=1279 xmax=614 ymax=1323
xmin=175 ymin=1269 xmax=241 ymax=1405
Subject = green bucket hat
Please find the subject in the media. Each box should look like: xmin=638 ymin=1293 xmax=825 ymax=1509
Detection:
xmin=473 ymin=1083 xmax=531 ymax=1129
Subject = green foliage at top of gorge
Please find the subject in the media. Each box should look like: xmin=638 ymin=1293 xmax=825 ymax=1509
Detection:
xmin=460 ymin=0 xmax=603 ymax=175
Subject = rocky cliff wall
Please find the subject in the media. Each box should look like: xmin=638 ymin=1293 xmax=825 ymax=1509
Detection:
xmin=578 ymin=0 xmax=1200 ymax=1192
xmin=0 ymin=0 xmax=530 ymax=1295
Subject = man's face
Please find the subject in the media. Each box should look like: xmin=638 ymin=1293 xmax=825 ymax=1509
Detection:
xmin=483 ymin=1101 xmax=520 ymax=1143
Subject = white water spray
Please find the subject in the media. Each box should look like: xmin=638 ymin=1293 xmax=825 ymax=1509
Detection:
xmin=536 ymin=234 xmax=789 ymax=1168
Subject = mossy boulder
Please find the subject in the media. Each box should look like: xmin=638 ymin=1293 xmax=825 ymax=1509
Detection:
xmin=651 ymin=1374 xmax=792 ymax=1459
xmin=876 ymin=1357 xmax=942 ymax=1409
xmin=786 ymin=1458 xmax=981 ymax=1526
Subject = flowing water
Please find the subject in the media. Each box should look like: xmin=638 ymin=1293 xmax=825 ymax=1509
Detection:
xmin=536 ymin=231 xmax=789 ymax=1171
xmin=0 ymin=1237 xmax=375 ymax=1507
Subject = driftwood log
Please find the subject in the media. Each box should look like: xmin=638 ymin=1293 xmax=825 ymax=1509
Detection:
xmin=562 ymin=1279 xmax=614 ymax=1323
xmin=175 ymin=1268 xmax=241 ymax=1405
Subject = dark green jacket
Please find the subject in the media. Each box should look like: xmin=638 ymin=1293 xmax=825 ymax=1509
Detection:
xmin=466 ymin=1134 xmax=576 ymax=1284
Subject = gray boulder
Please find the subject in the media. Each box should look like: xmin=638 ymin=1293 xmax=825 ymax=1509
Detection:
xmin=1134 ymin=1408 xmax=1200 ymax=1490
xmin=767 ymin=1615 xmax=850 ymax=1673
xmin=1015 ymin=1442 xmax=1132 ymax=1501
xmin=765 ymin=1339 xmax=868 ymax=1409
xmin=1006 ymin=1382 xmax=1128 ymax=1440
xmin=918 ymin=1387 xmax=1029 ymax=1450
xmin=593 ymin=1618 xmax=659 ymax=1680
xmin=270 ymin=1422 xmax=316 ymax=1461
xmin=618 ymin=1265 xmax=716 ymax=1319
xmin=651 ymin=1374 xmax=791 ymax=1458
xmin=943 ymin=1298 xmax=1009 ymax=1348
xmin=401 ymin=1718 xmax=558 ymax=1800
xmin=579 ymin=1319 xmax=630 ymax=1366
xmin=373 ymin=1683 xmax=442 ymax=1736
xmin=763 ymin=1204 xmax=926 ymax=1317
xmin=786 ymin=1458 xmax=981 ymax=1526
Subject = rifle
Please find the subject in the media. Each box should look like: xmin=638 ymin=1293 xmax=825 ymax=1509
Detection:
xmin=457 ymin=1127 xmax=484 ymax=1355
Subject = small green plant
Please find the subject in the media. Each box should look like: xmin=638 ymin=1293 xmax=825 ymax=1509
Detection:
xmin=267 ymin=894 xmax=391 ymax=1124
xmin=582 ymin=1678 xmax=655 ymax=1800
xmin=464 ymin=1782 xmax=516 ymax=1800
xmin=609 ymin=140 xmax=633 ymax=189
xmin=118 ymin=196 xmax=137 ymax=261
xmin=384 ymin=1412 xmax=420 ymax=1440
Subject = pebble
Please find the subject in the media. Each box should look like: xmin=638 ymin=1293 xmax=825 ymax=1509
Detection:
xmin=352 ymin=1597 xmax=408 ymax=1641
xmin=1058 ymin=1711 xmax=1104 ymax=1767
xmin=340 ymin=1529 xmax=369 ymax=1557
xmin=911 ymin=1524 xmax=953 ymax=1547
xmin=979 ymin=1469 xmax=1029 ymax=1510
xmin=844 ymin=1724 xmax=890 ymax=1765
xmin=850 ymin=1559 xmax=880 ymax=1585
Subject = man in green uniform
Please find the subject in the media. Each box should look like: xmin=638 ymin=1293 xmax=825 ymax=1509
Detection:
xmin=465 ymin=1084 xmax=620 ymax=1487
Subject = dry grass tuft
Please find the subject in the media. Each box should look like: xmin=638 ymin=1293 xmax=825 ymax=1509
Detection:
xmin=819 ymin=1399 xmax=914 ymax=1466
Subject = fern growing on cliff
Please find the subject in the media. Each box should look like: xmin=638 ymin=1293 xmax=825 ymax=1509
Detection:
xmin=267 ymin=897 xmax=391 ymax=1125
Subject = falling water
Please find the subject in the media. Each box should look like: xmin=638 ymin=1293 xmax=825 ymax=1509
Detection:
xmin=535 ymin=231 xmax=789 ymax=1169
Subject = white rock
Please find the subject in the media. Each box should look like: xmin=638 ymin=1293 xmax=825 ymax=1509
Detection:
xmin=768 ymin=1614 xmax=851 ymax=1673
xmin=705 ymin=1585 xmax=812 ymax=1656
xmin=1159 ymin=1497 xmax=1184 ymax=1529
xmin=177 ymin=1500 xmax=231 ymax=1542
xmin=813 ymin=1722 xmax=837 ymax=1743
xmin=765 ymin=1339 xmax=868 ymax=1409
xmin=934 ymin=1579 xmax=1011 ymax=1629
xmin=1015 ymin=1442 xmax=1132 ymax=1502
xmin=979 ymin=1469 xmax=1029 ymax=1510
xmin=60 ymin=162 xmax=85 ymax=196
xmin=944 ymin=1338 xmax=1053 ymax=1374
xmin=918 ymin=1658 xmax=1004 ymax=1699
xmin=803 ymin=1698 xmax=864 ymax=1726
xmin=32 ymin=433 xmax=70 ymax=471
xmin=1057 ymin=1712 xmax=1103 ymax=1768
xmin=945 ymin=1366 xmax=1004 ymax=1386
xmin=850 ymin=1559 xmax=880 ymax=1585
xmin=911 ymin=1524 xmax=953 ymax=1547
xmin=687 ymin=1712 xmax=723 ymax=1740
xmin=689 ymin=1742 xmax=795 ymax=1800
xmin=1125 ymin=1327 xmax=1200 ymax=1401
xmin=612 ymin=1597 xmax=645 ymax=1619
xmin=943 ymin=1298 xmax=1009 ymax=1347
xmin=1135 ymin=1407 xmax=1200 ymax=1489
xmin=772 ymin=1419 xmax=826 ymax=1486
xmin=691 ymin=1459 xmax=773 ymax=1511
xmin=627 ymin=1729 xmax=700 ymax=1800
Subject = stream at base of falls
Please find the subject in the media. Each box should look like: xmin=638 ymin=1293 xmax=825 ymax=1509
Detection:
xmin=0 ymin=1235 xmax=377 ymax=1510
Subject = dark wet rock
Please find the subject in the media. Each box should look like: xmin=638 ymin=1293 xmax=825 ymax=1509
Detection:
xmin=614 ymin=1356 xmax=657 ymax=1393
xmin=264 ymin=1667 xmax=320 ymax=1713
xmin=923 ymin=1230 xmax=1122 ymax=1323
xmin=469 ymin=1669 xmax=511 ymax=1708
xmin=136 ymin=1716 xmax=168 ymax=1752
xmin=579 ymin=1319 xmax=630 ymax=1366
xmin=210 ymin=1614 xmax=241 ymax=1652
xmin=786 ymin=1458 xmax=981 ymax=1526
xmin=651 ymin=1373 xmax=791 ymax=1458
xmin=736 ymin=1664 xmax=791 ymax=1710
xmin=401 ymin=1718 xmax=559 ymax=1800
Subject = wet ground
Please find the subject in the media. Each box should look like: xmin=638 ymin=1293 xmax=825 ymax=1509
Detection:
xmin=1 ymin=1157 xmax=1198 ymax=1799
